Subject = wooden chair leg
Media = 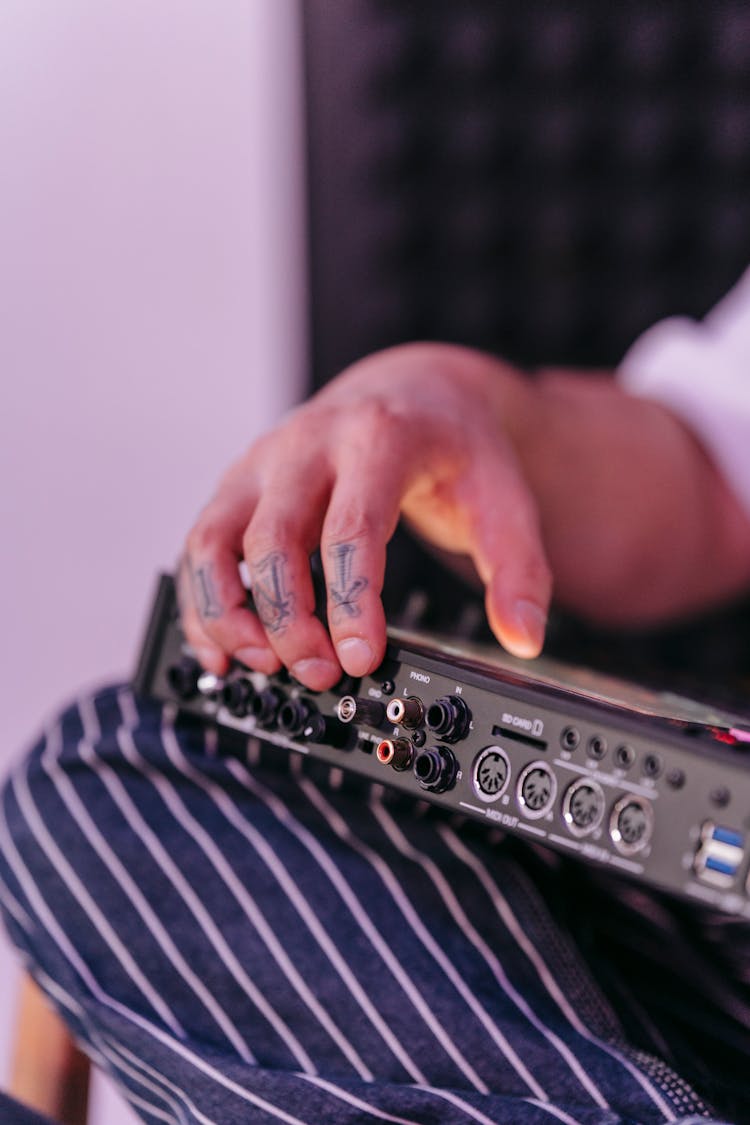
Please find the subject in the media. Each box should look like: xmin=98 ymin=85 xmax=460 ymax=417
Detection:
xmin=11 ymin=973 xmax=90 ymax=1125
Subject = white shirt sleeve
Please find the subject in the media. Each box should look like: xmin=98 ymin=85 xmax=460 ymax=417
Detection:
xmin=617 ymin=268 xmax=750 ymax=517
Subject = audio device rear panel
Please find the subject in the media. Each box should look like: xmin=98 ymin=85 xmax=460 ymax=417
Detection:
xmin=135 ymin=575 xmax=750 ymax=917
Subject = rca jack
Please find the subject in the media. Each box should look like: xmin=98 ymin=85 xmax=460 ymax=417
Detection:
xmin=386 ymin=696 xmax=424 ymax=728
xmin=376 ymin=738 xmax=414 ymax=771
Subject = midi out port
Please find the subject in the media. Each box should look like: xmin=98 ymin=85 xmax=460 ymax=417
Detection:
xmin=413 ymin=746 xmax=458 ymax=793
xmin=251 ymin=687 xmax=286 ymax=727
xmin=167 ymin=657 xmax=202 ymax=701
xmin=473 ymin=746 xmax=510 ymax=803
xmin=516 ymin=761 xmax=557 ymax=819
xmin=222 ymin=678 xmax=255 ymax=717
xmin=376 ymin=738 xmax=414 ymax=771
xmin=277 ymin=697 xmax=317 ymax=737
xmin=386 ymin=696 xmax=424 ymax=728
xmin=425 ymin=696 xmax=471 ymax=743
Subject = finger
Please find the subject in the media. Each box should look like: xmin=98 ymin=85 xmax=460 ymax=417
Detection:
xmin=321 ymin=445 xmax=409 ymax=677
xmin=176 ymin=555 xmax=229 ymax=674
xmin=184 ymin=494 xmax=281 ymax=675
xmin=461 ymin=439 xmax=553 ymax=658
xmin=243 ymin=475 xmax=340 ymax=691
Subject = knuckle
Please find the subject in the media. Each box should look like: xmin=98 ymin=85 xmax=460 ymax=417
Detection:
xmin=324 ymin=504 xmax=378 ymax=548
xmin=187 ymin=519 xmax=224 ymax=559
xmin=243 ymin=515 xmax=297 ymax=564
xmin=350 ymin=396 xmax=398 ymax=440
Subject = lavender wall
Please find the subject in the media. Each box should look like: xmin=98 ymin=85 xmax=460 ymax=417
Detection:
xmin=0 ymin=2 xmax=306 ymax=1119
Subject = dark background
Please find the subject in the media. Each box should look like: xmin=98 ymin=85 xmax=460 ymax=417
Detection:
xmin=302 ymin=0 xmax=750 ymax=696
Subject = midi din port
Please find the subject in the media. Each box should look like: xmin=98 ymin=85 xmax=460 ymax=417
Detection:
xmin=609 ymin=795 xmax=654 ymax=855
xmin=425 ymin=695 xmax=471 ymax=743
xmin=516 ymin=761 xmax=557 ymax=819
xmin=376 ymin=738 xmax=414 ymax=771
xmin=562 ymin=777 xmax=606 ymax=837
xmin=386 ymin=696 xmax=424 ymax=728
xmin=473 ymin=746 xmax=510 ymax=803
xmin=413 ymin=746 xmax=458 ymax=793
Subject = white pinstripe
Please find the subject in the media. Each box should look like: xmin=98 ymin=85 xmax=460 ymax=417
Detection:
xmin=82 ymin=717 xmax=313 ymax=1072
xmin=225 ymin=754 xmax=477 ymax=1088
xmin=372 ymin=795 xmax=609 ymax=1109
xmin=157 ymin=710 xmax=425 ymax=1086
xmin=39 ymin=721 xmax=255 ymax=1062
xmin=440 ymin=825 xmax=679 ymax=1122
xmin=9 ymin=760 xmax=185 ymax=1038
xmin=298 ymin=772 xmax=534 ymax=1097
xmin=155 ymin=716 xmax=373 ymax=1081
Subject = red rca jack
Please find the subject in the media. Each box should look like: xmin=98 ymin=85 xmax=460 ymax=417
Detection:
xmin=376 ymin=738 xmax=414 ymax=771
xmin=385 ymin=696 xmax=424 ymax=728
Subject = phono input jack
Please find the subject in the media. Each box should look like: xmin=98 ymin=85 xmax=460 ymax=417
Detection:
xmin=376 ymin=738 xmax=414 ymax=771
xmin=425 ymin=695 xmax=471 ymax=743
xmin=413 ymin=745 xmax=458 ymax=793
xmin=386 ymin=696 xmax=424 ymax=728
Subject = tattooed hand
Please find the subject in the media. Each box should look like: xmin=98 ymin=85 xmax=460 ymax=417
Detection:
xmin=180 ymin=339 xmax=750 ymax=690
xmin=180 ymin=343 xmax=553 ymax=690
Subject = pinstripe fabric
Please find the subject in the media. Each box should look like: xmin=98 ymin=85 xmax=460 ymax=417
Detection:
xmin=0 ymin=687 xmax=734 ymax=1124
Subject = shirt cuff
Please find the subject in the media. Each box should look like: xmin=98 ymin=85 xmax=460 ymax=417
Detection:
xmin=617 ymin=275 xmax=750 ymax=519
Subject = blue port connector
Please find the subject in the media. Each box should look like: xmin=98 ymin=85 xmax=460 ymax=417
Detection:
xmin=705 ymin=854 xmax=739 ymax=877
xmin=711 ymin=825 xmax=744 ymax=849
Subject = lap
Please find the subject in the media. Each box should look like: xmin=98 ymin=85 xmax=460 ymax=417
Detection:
xmin=0 ymin=686 xmax=735 ymax=1124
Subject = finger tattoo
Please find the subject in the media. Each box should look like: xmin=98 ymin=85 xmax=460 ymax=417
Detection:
xmin=328 ymin=542 xmax=368 ymax=621
xmin=189 ymin=561 xmax=224 ymax=620
xmin=251 ymin=551 xmax=295 ymax=633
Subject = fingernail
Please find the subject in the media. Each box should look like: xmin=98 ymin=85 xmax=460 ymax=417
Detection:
xmin=337 ymin=637 xmax=375 ymax=676
xmin=290 ymin=658 xmax=340 ymax=690
xmin=509 ymin=599 xmax=546 ymax=658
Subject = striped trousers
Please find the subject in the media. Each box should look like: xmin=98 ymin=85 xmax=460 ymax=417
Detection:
xmin=0 ymin=686 xmax=741 ymax=1124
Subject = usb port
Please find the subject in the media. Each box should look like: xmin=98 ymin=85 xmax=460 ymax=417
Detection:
xmin=694 ymin=820 xmax=745 ymax=888
xmin=705 ymin=854 xmax=740 ymax=878
xmin=710 ymin=825 xmax=744 ymax=849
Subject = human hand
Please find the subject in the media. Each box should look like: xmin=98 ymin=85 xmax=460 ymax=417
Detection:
xmin=178 ymin=342 xmax=553 ymax=690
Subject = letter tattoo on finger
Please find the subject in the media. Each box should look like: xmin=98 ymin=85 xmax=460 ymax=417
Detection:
xmin=251 ymin=551 xmax=295 ymax=633
xmin=328 ymin=542 xmax=368 ymax=621
xmin=189 ymin=561 xmax=223 ymax=619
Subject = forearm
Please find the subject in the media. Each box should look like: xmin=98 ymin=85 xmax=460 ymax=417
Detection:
xmin=515 ymin=368 xmax=750 ymax=625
